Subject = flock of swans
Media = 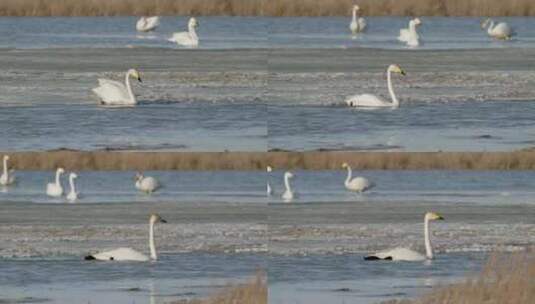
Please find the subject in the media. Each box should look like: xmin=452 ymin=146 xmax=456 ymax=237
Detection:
xmin=136 ymin=16 xmax=200 ymax=47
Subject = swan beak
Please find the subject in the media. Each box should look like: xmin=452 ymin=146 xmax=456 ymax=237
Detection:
xmin=138 ymin=77 xmax=142 ymax=83
xmin=400 ymin=70 xmax=406 ymax=76
xmin=437 ymin=215 xmax=444 ymax=220
xmin=161 ymin=218 xmax=167 ymax=223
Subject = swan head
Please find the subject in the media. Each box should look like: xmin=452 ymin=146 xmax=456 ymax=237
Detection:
xmin=341 ymin=162 xmax=349 ymax=168
xmin=134 ymin=172 xmax=144 ymax=181
xmin=388 ymin=64 xmax=406 ymax=76
xmin=481 ymin=18 xmax=491 ymax=29
xmin=189 ymin=17 xmax=199 ymax=28
xmin=57 ymin=168 xmax=65 ymax=174
xmin=284 ymin=171 xmax=294 ymax=179
xmin=150 ymin=213 xmax=167 ymax=224
xmin=413 ymin=18 xmax=422 ymax=26
xmin=353 ymin=5 xmax=360 ymax=11
xmin=70 ymin=172 xmax=78 ymax=179
xmin=128 ymin=69 xmax=142 ymax=83
xmin=3 ymin=155 xmax=9 ymax=161
xmin=267 ymin=166 xmax=272 ymax=172
xmin=425 ymin=212 xmax=444 ymax=221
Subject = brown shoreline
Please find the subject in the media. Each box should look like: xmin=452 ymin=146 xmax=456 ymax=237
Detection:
xmin=4 ymin=151 xmax=535 ymax=170
xmin=1 ymin=0 xmax=534 ymax=17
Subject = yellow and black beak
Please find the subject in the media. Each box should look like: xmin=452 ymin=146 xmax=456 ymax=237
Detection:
xmin=400 ymin=70 xmax=406 ymax=76
xmin=161 ymin=218 xmax=167 ymax=223
xmin=138 ymin=76 xmax=142 ymax=83
xmin=437 ymin=215 xmax=444 ymax=220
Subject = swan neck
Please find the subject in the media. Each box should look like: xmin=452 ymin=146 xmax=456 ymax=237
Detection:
xmin=55 ymin=170 xmax=62 ymax=186
xmin=284 ymin=175 xmax=292 ymax=193
xmin=189 ymin=25 xmax=198 ymax=41
xmin=149 ymin=221 xmax=157 ymax=260
xmin=345 ymin=166 xmax=352 ymax=185
xmin=424 ymin=218 xmax=433 ymax=259
xmin=125 ymin=71 xmax=136 ymax=104
xmin=2 ymin=158 xmax=7 ymax=176
xmin=69 ymin=176 xmax=76 ymax=193
xmin=352 ymin=9 xmax=357 ymax=22
xmin=387 ymin=70 xmax=399 ymax=107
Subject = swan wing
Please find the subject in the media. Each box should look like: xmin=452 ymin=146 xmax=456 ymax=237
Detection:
xmin=169 ymin=32 xmax=197 ymax=46
xmin=140 ymin=176 xmax=160 ymax=192
xmin=491 ymin=22 xmax=514 ymax=39
xmin=398 ymin=28 xmax=410 ymax=42
xmin=349 ymin=20 xmax=358 ymax=34
xmin=88 ymin=247 xmax=149 ymax=262
xmin=346 ymin=94 xmax=391 ymax=108
xmin=358 ymin=18 xmax=367 ymax=32
xmin=93 ymin=79 xmax=131 ymax=104
xmin=366 ymin=247 xmax=426 ymax=261
xmin=137 ymin=17 xmax=160 ymax=32
xmin=46 ymin=183 xmax=62 ymax=196
xmin=346 ymin=177 xmax=374 ymax=192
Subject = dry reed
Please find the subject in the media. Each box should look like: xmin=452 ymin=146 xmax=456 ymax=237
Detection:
xmin=173 ymin=270 xmax=267 ymax=304
xmin=1 ymin=0 xmax=535 ymax=16
xmin=385 ymin=252 xmax=535 ymax=304
xmin=4 ymin=151 xmax=535 ymax=170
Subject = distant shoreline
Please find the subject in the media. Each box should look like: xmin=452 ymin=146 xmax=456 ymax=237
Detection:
xmin=0 ymin=0 xmax=534 ymax=17
xmin=4 ymin=150 xmax=535 ymax=170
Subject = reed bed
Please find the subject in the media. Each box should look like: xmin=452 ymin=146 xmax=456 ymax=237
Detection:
xmin=385 ymin=252 xmax=535 ymax=304
xmin=5 ymin=151 xmax=535 ymax=170
xmin=1 ymin=0 xmax=535 ymax=16
xmin=174 ymin=270 xmax=267 ymax=304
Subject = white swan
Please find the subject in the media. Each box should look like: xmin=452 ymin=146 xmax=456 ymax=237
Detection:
xmin=0 ymin=155 xmax=15 ymax=186
xmin=398 ymin=18 xmax=422 ymax=47
xmin=85 ymin=214 xmax=167 ymax=262
xmin=46 ymin=168 xmax=65 ymax=197
xmin=282 ymin=171 xmax=296 ymax=202
xmin=92 ymin=69 xmax=142 ymax=106
xmin=365 ymin=212 xmax=444 ymax=261
xmin=135 ymin=172 xmax=160 ymax=194
xmin=349 ymin=5 xmax=367 ymax=37
xmin=267 ymin=166 xmax=274 ymax=196
xmin=168 ymin=17 xmax=199 ymax=47
xmin=342 ymin=162 xmax=374 ymax=193
xmin=67 ymin=172 xmax=79 ymax=202
xmin=136 ymin=16 xmax=160 ymax=32
xmin=346 ymin=64 xmax=405 ymax=108
xmin=481 ymin=18 xmax=515 ymax=40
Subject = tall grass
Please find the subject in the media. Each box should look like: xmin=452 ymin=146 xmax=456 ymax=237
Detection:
xmin=4 ymin=151 xmax=535 ymax=170
xmin=1 ymin=0 xmax=535 ymax=16
xmin=385 ymin=253 xmax=535 ymax=304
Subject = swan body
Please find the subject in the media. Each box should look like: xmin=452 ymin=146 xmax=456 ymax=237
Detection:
xmin=46 ymin=168 xmax=65 ymax=197
xmin=346 ymin=64 xmax=405 ymax=108
xmin=92 ymin=69 xmax=142 ymax=106
xmin=136 ymin=16 xmax=160 ymax=32
xmin=342 ymin=162 xmax=374 ymax=193
xmin=0 ymin=155 xmax=15 ymax=186
xmin=481 ymin=19 xmax=514 ymax=40
xmin=267 ymin=166 xmax=274 ymax=196
xmin=67 ymin=172 xmax=79 ymax=202
xmin=282 ymin=171 xmax=296 ymax=202
xmin=135 ymin=172 xmax=160 ymax=193
xmin=85 ymin=214 xmax=167 ymax=262
xmin=365 ymin=212 xmax=444 ymax=261
xmin=398 ymin=18 xmax=422 ymax=47
xmin=169 ymin=17 xmax=199 ymax=47
xmin=349 ymin=5 xmax=367 ymax=36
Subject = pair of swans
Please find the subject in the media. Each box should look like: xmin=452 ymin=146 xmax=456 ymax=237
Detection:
xmin=365 ymin=212 xmax=444 ymax=261
xmin=349 ymin=5 xmax=367 ymax=37
xmin=92 ymin=69 xmax=142 ymax=106
xmin=136 ymin=16 xmax=160 ymax=32
xmin=135 ymin=172 xmax=161 ymax=194
xmin=481 ymin=18 xmax=515 ymax=40
xmin=346 ymin=64 xmax=406 ymax=108
xmin=398 ymin=18 xmax=422 ymax=47
xmin=169 ymin=17 xmax=199 ymax=47
xmin=266 ymin=166 xmax=296 ymax=202
xmin=85 ymin=214 xmax=167 ymax=262
xmin=0 ymin=155 xmax=16 ymax=186
xmin=46 ymin=168 xmax=80 ymax=202
xmin=342 ymin=163 xmax=374 ymax=193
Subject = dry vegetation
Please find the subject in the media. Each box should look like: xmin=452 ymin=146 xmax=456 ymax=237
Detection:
xmin=384 ymin=253 xmax=535 ymax=304
xmin=1 ymin=0 xmax=535 ymax=16
xmin=5 ymin=150 xmax=535 ymax=170
xmin=173 ymin=270 xmax=266 ymax=304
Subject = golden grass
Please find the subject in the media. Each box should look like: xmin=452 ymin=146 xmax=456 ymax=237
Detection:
xmin=1 ymin=0 xmax=535 ymax=16
xmin=5 ymin=151 xmax=535 ymax=170
xmin=385 ymin=252 xmax=535 ymax=304
xmin=173 ymin=270 xmax=267 ymax=304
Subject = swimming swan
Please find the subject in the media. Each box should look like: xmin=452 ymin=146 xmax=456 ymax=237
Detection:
xmin=135 ymin=172 xmax=161 ymax=194
xmin=349 ymin=5 xmax=367 ymax=37
xmin=282 ymin=171 xmax=296 ymax=202
xmin=481 ymin=18 xmax=515 ymax=40
xmin=46 ymin=168 xmax=65 ymax=197
xmin=136 ymin=16 xmax=160 ymax=32
xmin=67 ymin=172 xmax=79 ymax=202
xmin=85 ymin=214 xmax=167 ymax=262
xmin=342 ymin=162 xmax=374 ymax=193
xmin=346 ymin=64 xmax=406 ymax=108
xmin=267 ymin=166 xmax=274 ymax=196
xmin=92 ymin=69 xmax=142 ymax=106
xmin=398 ymin=18 xmax=422 ymax=47
xmin=0 ymin=155 xmax=15 ymax=186
xmin=169 ymin=17 xmax=199 ymax=47
xmin=365 ymin=212 xmax=444 ymax=261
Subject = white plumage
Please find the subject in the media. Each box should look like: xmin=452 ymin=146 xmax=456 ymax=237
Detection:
xmin=66 ymin=172 xmax=79 ymax=202
xmin=267 ymin=166 xmax=274 ymax=196
xmin=0 ymin=155 xmax=15 ymax=186
xmin=46 ymin=168 xmax=65 ymax=197
xmin=398 ymin=18 xmax=422 ymax=47
xmin=92 ymin=69 xmax=142 ymax=106
xmin=349 ymin=5 xmax=367 ymax=37
xmin=346 ymin=64 xmax=405 ymax=108
xmin=135 ymin=172 xmax=161 ymax=194
xmin=282 ymin=171 xmax=296 ymax=202
xmin=342 ymin=163 xmax=374 ymax=193
xmin=481 ymin=18 xmax=514 ymax=40
xmin=136 ymin=16 xmax=160 ymax=32
xmin=169 ymin=17 xmax=199 ymax=47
